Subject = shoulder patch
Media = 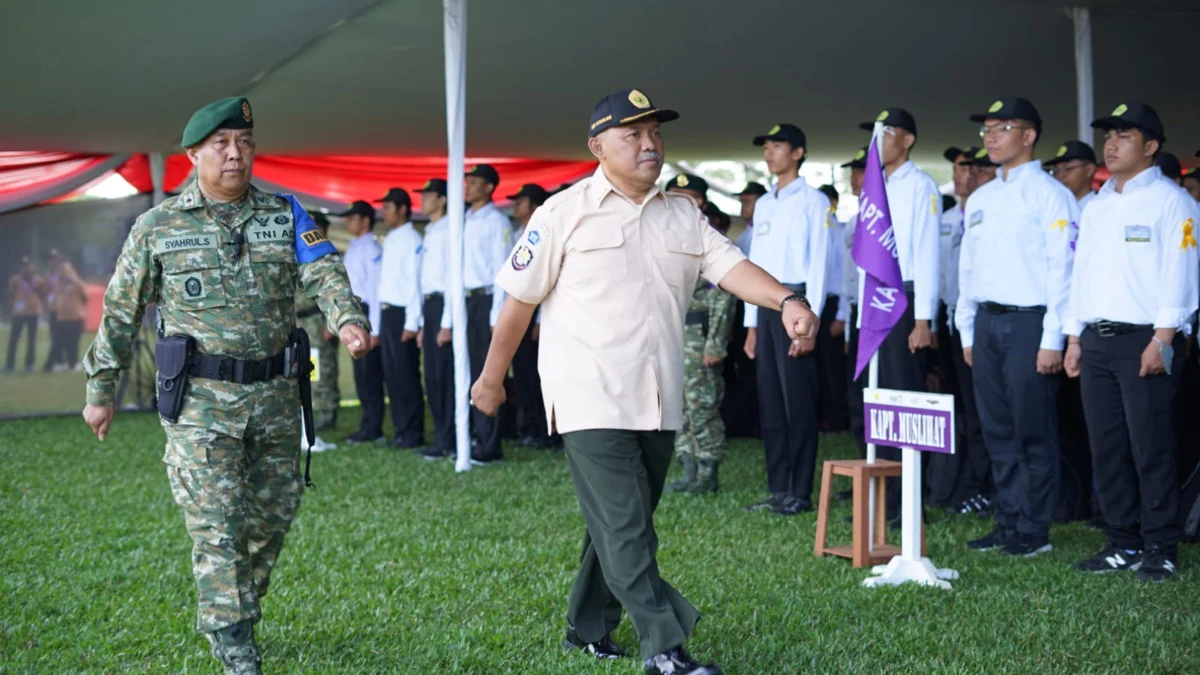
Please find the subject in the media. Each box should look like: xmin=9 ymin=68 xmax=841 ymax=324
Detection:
xmin=279 ymin=194 xmax=337 ymax=263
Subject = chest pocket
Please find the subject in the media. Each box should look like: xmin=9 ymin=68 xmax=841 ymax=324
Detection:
xmin=659 ymin=229 xmax=702 ymax=289
xmin=249 ymin=241 xmax=297 ymax=300
xmin=562 ymin=226 xmax=628 ymax=286
xmin=159 ymin=248 xmax=227 ymax=311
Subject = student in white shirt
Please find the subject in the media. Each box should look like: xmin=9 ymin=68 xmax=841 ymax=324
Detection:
xmin=725 ymin=182 xmax=767 ymax=438
xmin=463 ymin=164 xmax=513 ymax=465
xmin=340 ymin=199 xmax=386 ymax=444
xmin=816 ymin=184 xmax=848 ymax=433
xmin=742 ymin=123 xmax=830 ymax=516
xmin=956 ymin=97 xmax=1079 ymax=557
xmin=415 ymin=179 xmax=457 ymax=461
xmin=377 ymin=187 xmax=426 ymax=450
xmin=1064 ymin=102 xmax=1199 ymax=582
xmin=1044 ymin=140 xmax=1098 ymax=210
xmin=840 ymin=148 xmax=867 ymax=467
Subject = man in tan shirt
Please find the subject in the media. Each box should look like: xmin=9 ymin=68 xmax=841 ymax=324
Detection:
xmin=470 ymin=88 xmax=819 ymax=675
xmin=6 ymin=255 xmax=44 ymax=372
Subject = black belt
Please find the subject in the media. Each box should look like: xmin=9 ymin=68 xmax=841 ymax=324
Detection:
xmin=1087 ymin=320 xmax=1153 ymax=338
xmin=296 ymin=306 xmax=322 ymax=319
xmin=424 ymin=292 xmax=444 ymax=301
xmin=981 ymin=301 xmax=1046 ymax=315
xmin=466 ymin=287 xmax=492 ymax=297
xmin=188 ymin=350 xmax=290 ymax=384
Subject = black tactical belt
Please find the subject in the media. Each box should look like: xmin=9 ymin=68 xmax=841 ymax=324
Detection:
xmin=981 ymin=301 xmax=1047 ymax=315
xmin=188 ymin=350 xmax=290 ymax=384
xmin=1088 ymin=320 xmax=1153 ymax=337
xmin=296 ymin=306 xmax=322 ymax=319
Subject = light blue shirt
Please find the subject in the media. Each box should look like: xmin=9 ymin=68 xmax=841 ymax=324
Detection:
xmin=344 ymin=232 xmax=383 ymax=336
xmin=744 ymin=177 xmax=832 ymax=326
xmin=418 ymin=217 xmax=453 ymax=329
xmin=378 ymin=222 xmax=423 ymax=333
xmin=465 ymin=202 xmax=512 ymax=326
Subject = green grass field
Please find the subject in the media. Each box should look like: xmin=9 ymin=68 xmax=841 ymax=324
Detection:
xmin=2 ymin=411 xmax=1199 ymax=674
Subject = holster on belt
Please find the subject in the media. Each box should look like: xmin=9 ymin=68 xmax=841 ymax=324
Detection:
xmin=154 ymin=335 xmax=195 ymax=423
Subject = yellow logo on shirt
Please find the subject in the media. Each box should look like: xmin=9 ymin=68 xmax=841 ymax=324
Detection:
xmin=1050 ymin=219 xmax=1068 ymax=232
xmin=930 ymin=194 xmax=938 ymax=215
xmin=1181 ymin=219 xmax=1197 ymax=250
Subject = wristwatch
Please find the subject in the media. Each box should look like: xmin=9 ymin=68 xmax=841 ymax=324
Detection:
xmin=780 ymin=293 xmax=810 ymax=312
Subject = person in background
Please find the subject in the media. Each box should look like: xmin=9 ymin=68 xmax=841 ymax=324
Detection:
xmin=294 ymin=213 xmax=341 ymax=432
xmin=734 ymin=182 xmax=766 ymax=257
xmin=1044 ymin=140 xmax=1098 ymax=209
xmin=816 ymin=184 xmax=848 ymax=433
xmin=50 ymin=253 xmax=88 ymax=372
xmin=5 ymin=255 xmax=44 ymax=373
xmin=41 ymin=248 xmax=62 ymax=372
xmin=377 ymin=187 xmax=426 ymax=451
xmin=506 ymin=182 xmax=559 ymax=451
xmin=722 ymin=182 xmax=766 ymax=438
xmin=840 ymin=147 xmax=868 ymax=481
xmin=340 ymin=199 xmax=386 ymax=444
xmin=1065 ymin=101 xmax=1198 ymax=582
xmin=1157 ymin=151 xmax=1183 ymax=185
xmin=416 ymin=179 xmax=458 ymax=461
xmin=1182 ymin=167 xmax=1200 ymax=202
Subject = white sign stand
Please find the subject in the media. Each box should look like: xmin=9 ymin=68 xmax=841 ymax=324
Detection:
xmin=861 ymin=387 xmax=959 ymax=590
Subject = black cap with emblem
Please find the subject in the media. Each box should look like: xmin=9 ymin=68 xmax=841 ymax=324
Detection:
xmin=465 ymin=164 xmax=500 ymax=187
xmin=1043 ymin=140 xmax=1097 ymax=167
xmin=380 ymin=187 xmax=411 ymax=207
xmin=736 ymin=182 xmax=767 ymax=197
xmin=181 ymin=97 xmax=254 ymax=148
xmin=337 ymin=200 xmax=375 ymax=219
xmin=419 ymin=178 xmax=448 ymax=197
xmin=666 ymin=174 xmax=709 ymax=197
xmin=971 ymin=147 xmax=998 ymax=167
xmin=970 ymin=97 xmax=1043 ymax=127
xmin=1091 ymin=101 xmax=1166 ymax=144
xmin=860 ymin=108 xmax=917 ymax=136
xmin=753 ymin=123 xmax=806 ymax=149
xmin=840 ymin=146 xmax=868 ymax=169
xmin=588 ymin=88 xmax=679 ymax=138
xmin=943 ymin=146 xmax=979 ymax=163
xmin=505 ymin=183 xmax=550 ymax=205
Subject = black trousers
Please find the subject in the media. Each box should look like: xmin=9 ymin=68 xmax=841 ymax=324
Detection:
xmin=380 ymin=306 xmax=425 ymax=446
xmin=512 ymin=318 xmax=548 ymax=441
xmin=467 ymin=293 xmax=502 ymax=460
xmin=721 ymin=301 xmax=760 ymax=438
xmin=1080 ymin=327 xmax=1184 ymax=551
xmin=846 ymin=304 xmax=867 ymax=458
xmin=352 ymin=301 xmax=385 ymax=438
xmin=58 ymin=319 xmax=83 ymax=367
xmin=5 ymin=315 xmax=37 ymax=370
xmin=755 ymin=307 xmax=819 ymax=500
xmin=972 ymin=306 xmax=1059 ymax=539
xmin=42 ymin=312 xmax=58 ymax=371
xmin=422 ymin=295 xmax=456 ymax=452
xmin=815 ymin=294 xmax=848 ymax=431
xmin=873 ymin=291 xmax=928 ymax=518
xmin=927 ymin=304 xmax=992 ymax=506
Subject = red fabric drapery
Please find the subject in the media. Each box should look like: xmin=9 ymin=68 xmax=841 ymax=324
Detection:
xmin=0 ymin=151 xmax=114 ymax=198
xmin=253 ymin=156 xmax=597 ymax=209
xmin=116 ymin=154 xmax=193 ymax=194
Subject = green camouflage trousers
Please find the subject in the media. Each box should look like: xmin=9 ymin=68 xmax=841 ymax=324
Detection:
xmin=674 ymin=330 xmax=727 ymax=462
xmin=163 ymin=378 xmax=303 ymax=634
xmin=298 ymin=312 xmax=340 ymax=426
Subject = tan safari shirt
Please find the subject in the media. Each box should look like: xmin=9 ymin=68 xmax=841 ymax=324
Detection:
xmin=495 ymin=167 xmax=746 ymax=434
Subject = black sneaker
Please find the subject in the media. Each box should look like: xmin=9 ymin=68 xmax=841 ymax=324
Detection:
xmin=390 ymin=437 xmax=424 ymax=450
xmin=1074 ymin=546 xmax=1141 ymax=573
xmin=346 ymin=430 xmax=384 ymax=444
xmin=967 ymin=527 xmax=1011 ymax=551
xmin=644 ymin=646 xmax=722 ymax=675
xmin=469 ymin=455 xmax=502 ymax=467
xmin=1000 ymin=534 xmax=1053 ymax=557
xmin=771 ymin=495 xmax=812 ymax=516
xmin=947 ymin=494 xmax=992 ymax=516
xmin=420 ymin=446 xmax=452 ymax=461
xmin=743 ymin=494 xmax=786 ymax=512
xmin=1134 ymin=547 xmax=1178 ymax=583
xmin=562 ymin=623 xmax=627 ymax=660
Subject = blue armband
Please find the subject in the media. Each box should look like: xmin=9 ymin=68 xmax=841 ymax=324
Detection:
xmin=279 ymin=194 xmax=337 ymax=263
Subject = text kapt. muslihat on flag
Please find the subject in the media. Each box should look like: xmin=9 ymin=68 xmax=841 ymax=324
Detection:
xmin=851 ymin=125 xmax=908 ymax=380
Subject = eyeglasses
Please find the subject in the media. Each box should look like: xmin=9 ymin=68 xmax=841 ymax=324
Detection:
xmin=1048 ymin=162 xmax=1088 ymax=176
xmin=979 ymin=123 xmax=1028 ymax=138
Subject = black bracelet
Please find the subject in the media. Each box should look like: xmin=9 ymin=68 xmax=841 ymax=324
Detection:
xmin=780 ymin=293 xmax=810 ymax=312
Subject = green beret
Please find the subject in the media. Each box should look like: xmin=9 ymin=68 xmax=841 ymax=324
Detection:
xmin=181 ymin=97 xmax=254 ymax=148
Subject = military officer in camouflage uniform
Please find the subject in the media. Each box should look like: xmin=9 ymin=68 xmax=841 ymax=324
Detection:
xmin=81 ymin=97 xmax=369 ymax=675
xmin=294 ymin=212 xmax=341 ymax=431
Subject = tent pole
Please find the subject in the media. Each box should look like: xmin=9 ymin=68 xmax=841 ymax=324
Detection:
xmin=1071 ymin=7 xmax=1094 ymax=146
xmin=444 ymin=0 xmax=472 ymax=473
xmin=149 ymin=153 xmax=166 ymax=206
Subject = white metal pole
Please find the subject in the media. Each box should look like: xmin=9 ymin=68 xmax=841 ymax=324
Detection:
xmin=1072 ymin=7 xmax=1094 ymax=146
xmin=149 ymin=152 xmax=166 ymax=206
xmin=443 ymin=0 xmax=472 ymax=473
xmin=866 ymin=351 xmax=878 ymax=551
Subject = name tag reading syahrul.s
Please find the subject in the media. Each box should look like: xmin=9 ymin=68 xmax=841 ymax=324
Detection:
xmin=156 ymin=235 xmax=218 ymax=253
xmin=1124 ymin=225 xmax=1151 ymax=243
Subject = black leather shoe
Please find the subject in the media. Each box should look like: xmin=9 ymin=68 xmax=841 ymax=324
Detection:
xmin=644 ymin=646 xmax=722 ymax=674
xmin=346 ymin=430 xmax=384 ymax=444
xmin=563 ymin=624 xmax=627 ymax=660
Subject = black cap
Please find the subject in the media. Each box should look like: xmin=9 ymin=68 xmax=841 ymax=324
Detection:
xmin=1183 ymin=167 xmax=1200 ymax=181
xmin=1157 ymin=152 xmax=1182 ymax=180
xmin=971 ymin=147 xmax=998 ymax=168
xmin=736 ymin=182 xmax=767 ymax=197
xmin=588 ymin=88 xmax=679 ymax=138
xmin=505 ymin=183 xmax=550 ymax=205
xmin=753 ymin=123 xmax=806 ymax=149
xmin=309 ymin=211 xmax=330 ymax=228
xmin=666 ymin=174 xmax=709 ymax=196
xmin=817 ymin=184 xmax=839 ymax=203
xmin=969 ymin=97 xmax=1042 ymax=128
xmin=1091 ymin=101 xmax=1166 ymax=144
xmin=465 ymin=164 xmax=500 ymax=187
xmin=1043 ymin=140 xmax=1096 ymax=167
xmin=380 ymin=187 xmax=411 ymax=206
xmin=337 ymin=200 xmax=375 ymax=218
xmin=941 ymin=194 xmax=958 ymax=212
xmin=840 ymin=146 xmax=868 ymax=169
xmin=859 ymin=108 xmax=917 ymax=136
xmin=419 ymin=178 xmax=448 ymax=197
xmin=944 ymin=146 xmax=982 ymax=164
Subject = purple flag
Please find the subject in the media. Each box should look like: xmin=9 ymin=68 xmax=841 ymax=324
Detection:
xmin=851 ymin=127 xmax=908 ymax=380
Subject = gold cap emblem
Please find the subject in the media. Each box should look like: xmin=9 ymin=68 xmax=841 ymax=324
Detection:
xmin=876 ymin=110 xmax=889 ymax=122
xmin=241 ymin=101 xmax=252 ymax=122
xmin=676 ymin=175 xmax=689 ymax=187
xmin=628 ymin=90 xmax=650 ymax=109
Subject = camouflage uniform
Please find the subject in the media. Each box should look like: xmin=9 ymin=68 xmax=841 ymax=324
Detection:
xmin=669 ymin=276 xmax=735 ymax=493
xmin=83 ymin=182 xmax=364 ymax=644
xmin=295 ymin=291 xmax=340 ymax=429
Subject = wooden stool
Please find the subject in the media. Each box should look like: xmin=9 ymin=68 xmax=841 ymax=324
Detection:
xmin=813 ymin=459 xmax=925 ymax=568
